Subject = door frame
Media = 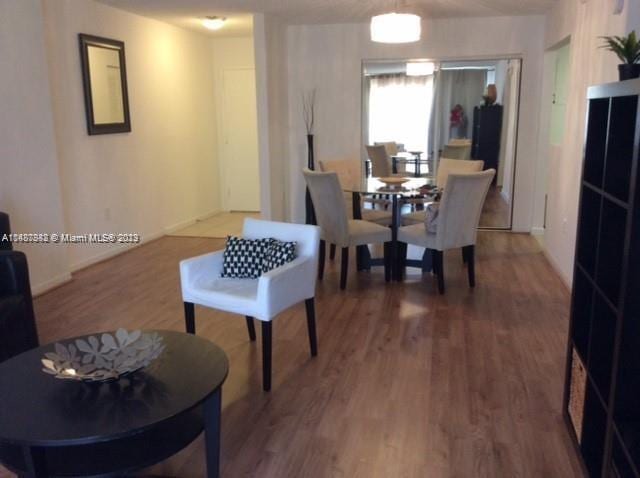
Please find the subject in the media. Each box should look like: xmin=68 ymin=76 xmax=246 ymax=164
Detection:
xmin=217 ymin=66 xmax=261 ymax=212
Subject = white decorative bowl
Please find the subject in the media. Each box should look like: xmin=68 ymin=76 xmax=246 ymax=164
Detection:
xmin=379 ymin=177 xmax=410 ymax=187
xmin=41 ymin=329 xmax=165 ymax=382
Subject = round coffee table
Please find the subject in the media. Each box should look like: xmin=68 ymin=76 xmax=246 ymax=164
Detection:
xmin=0 ymin=330 xmax=228 ymax=477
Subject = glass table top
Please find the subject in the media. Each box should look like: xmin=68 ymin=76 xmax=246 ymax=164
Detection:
xmin=343 ymin=176 xmax=437 ymax=197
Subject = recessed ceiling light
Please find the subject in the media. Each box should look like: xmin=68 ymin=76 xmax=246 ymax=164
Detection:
xmin=202 ymin=16 xmax=226 ymax=30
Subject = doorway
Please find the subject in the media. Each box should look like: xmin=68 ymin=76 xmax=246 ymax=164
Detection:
xmin=535 ymin=40 xmax=570 ymax=238
xmin=220 ymin=67 xmax=260 ymax=212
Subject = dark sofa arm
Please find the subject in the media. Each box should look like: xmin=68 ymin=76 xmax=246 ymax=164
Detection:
xmin=0 ymin=251 xmax=38 ymax=351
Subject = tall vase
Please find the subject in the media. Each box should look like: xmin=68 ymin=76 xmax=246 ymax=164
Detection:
xmin=305 ymin=134 xmax=316 ymax=225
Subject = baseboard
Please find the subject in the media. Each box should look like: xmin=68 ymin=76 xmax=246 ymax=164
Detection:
xmin=531 ymin=226 xmax=545 ymax=236
xmin=500 ymin=190 xmax=511 ymax=204
xmin=70 ymin=210 xmax=221 ymax=273
xmin=164 ymin=209 xmax=222 ymax=234
xmin=541 ymin=246 xmax=572 ymax=291
xmin=32 ymin=272 xmax=73 ymax=297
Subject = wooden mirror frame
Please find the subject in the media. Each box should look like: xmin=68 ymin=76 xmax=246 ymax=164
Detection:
xmin=78 ymin=33 xmax=131 ymax=135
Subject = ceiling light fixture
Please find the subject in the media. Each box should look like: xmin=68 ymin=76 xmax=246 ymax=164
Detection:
xmin=371 ymin=12 xmax=421 ymax=43
xmin=406 ymin=62 xmax=435 ymax=76
xmin=202 ymin=16 xmax=226 ymax=30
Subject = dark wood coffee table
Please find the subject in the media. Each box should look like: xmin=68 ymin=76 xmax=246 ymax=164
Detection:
xmin=0 ymin=330 xmax=228 ymax=477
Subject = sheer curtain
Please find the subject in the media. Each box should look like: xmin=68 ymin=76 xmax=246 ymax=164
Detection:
xmin=368 ymin=74 xmax=433 ymax=153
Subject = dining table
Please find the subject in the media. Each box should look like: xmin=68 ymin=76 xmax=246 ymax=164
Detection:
xmin=391 ymin=152 xmax=432 ymax=177
xmin=344 ymin=177 xmax=438 ymax=280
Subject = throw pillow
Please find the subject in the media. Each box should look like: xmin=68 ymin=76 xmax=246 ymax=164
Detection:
xmin=424 ymin=202 xmax=440 ymax=234
xmin=262 ymin=240 xmax=297 ymax=273
xmin=221 ymin=236 xmax=274 ymax=279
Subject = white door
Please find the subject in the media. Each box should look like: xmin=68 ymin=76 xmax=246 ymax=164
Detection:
xmin=221 ymin=68 xmax=260 ymax=212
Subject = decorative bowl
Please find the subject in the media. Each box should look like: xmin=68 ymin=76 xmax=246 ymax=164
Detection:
xmin=41 ymin=329 xmax=165 ymax=382
xmin=379 ymin=177 xmax=410 ymax=187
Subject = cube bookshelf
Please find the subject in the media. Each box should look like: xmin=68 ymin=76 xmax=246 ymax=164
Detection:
xmin=564 ymin=79 xmax=640 ymax=477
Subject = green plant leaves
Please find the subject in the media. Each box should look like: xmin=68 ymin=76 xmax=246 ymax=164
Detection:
xmin=600 ymin=30 xmax=640 ymax=64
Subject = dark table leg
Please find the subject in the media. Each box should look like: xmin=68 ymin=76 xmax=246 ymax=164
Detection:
xmin=415 ymin=155 xmax=421 ymax=177
xmin=391 ymin=195 xmax=400 ymax=281
xmin=204 ymin=388 xmax=222 ymax=478
xmin=22 ymin=446 xmax=46 ymax=477
xmin=353 ymin=192 xmax=371 ymax=271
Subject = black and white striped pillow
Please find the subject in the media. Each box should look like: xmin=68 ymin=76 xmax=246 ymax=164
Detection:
xmin=262 ymin=240 xmax=297 ymax=273
xmin=221 ymin=236 xmax=274 ymax=279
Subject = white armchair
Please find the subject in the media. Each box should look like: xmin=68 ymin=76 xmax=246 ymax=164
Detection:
xmin=180 ymin=218 xmax=321 ymax=391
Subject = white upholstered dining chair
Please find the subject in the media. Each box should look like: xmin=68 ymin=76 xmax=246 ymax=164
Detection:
xmin=402 ymin=158 xmax=485 ymax=225
xmin=318 ymin=159 xmax=392 ymax=226
xmin=303 ymin=168 xmax=392 ymax=290
xmin=397 ymin=169 xmax=495 ymax=294
xmin=366 ymin=144 xmax=393 ymax=177
xmin=441 ymin=143 xmax=472 ymax=161
xmin=179 ymin=218 xmax=321 ymax=391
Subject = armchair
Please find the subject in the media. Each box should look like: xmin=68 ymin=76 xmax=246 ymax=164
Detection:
xmin=180 ymin=218 xmax=321 ymax=391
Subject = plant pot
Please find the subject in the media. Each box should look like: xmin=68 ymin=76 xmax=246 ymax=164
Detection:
xmin=618 ymin=64 xmax=640 ymax=81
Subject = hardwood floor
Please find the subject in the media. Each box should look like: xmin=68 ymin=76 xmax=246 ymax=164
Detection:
xmin=0 ymin=232 xmax=584 ymax=477
xmin=480 ymin=185 xmax=511 ymax=228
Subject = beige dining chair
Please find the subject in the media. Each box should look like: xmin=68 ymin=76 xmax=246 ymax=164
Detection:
xmin=303 ymin=169 xmax=392 ymax=290
xmin=442 ymin=143 xmax=472 ymax=161
xmin=318 ymin=159 xmax=392 ymax=226
xmin=397 ymin=169 xmax=496 ymax=294
xmin=449 ymin=138 xmax=472 ymax=146
xmin=402 ymin=158 xmax=485 ymax=226
xmin=375 ymin=141 xmax=399 ymax=156
xmin=366 ymin=145 xmax=393 ymax=177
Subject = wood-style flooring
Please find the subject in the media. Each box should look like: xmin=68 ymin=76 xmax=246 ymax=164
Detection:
xmin=0 ymin=232 xmax=584 ymax=477
xmin=480 ymin=185 xmax=511 ymax=229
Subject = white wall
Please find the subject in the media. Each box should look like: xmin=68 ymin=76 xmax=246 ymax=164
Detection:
xmin=254 ymin=14 xmax=289 ymax=221
xmin=0 ymin=0 xmax=70 ymax=293
xmin=540 ymin=0 xmax=627 ymax=285
xmin=43 ymin=0 xmax=220 ymax=270
xmin=211 ymin=36 xmax=259 ymax=211
xmin=286 ymin=16 xmax=546 ymax=228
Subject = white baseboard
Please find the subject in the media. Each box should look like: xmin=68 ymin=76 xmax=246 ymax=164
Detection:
xmin=164 ymin=209 xmax=222 ymax=234
xmin=541 ymin=247 xmax=572 ymax=290
xmin=30 ymin=209 xmax=222 ymax=297
xmin=32 ymin=272 xmax=73 ymax=297
xmin=531 ymin=226 xmax=545 ymax=236
xmin=70 ymin=209 xmax=222 ymax=273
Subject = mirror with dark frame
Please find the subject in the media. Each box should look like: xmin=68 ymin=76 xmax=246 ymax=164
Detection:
xmin=79 ymin=34 xmax=131 ymax=135
xmin=362 ymin=58 xmax=521 ymax=230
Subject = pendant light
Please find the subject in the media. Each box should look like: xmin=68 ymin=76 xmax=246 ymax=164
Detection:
xmin=370 ymin=1 xmax=421 ymax=44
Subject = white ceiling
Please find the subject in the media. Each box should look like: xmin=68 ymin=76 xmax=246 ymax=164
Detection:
xmin=97 ymin=0 xmax=555 ymax=36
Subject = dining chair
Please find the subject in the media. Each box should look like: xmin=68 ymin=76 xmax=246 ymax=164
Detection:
xmin=318 ymin=159 xmax=392 ymax=226
xmin=366 ymin=145 xmax=393 ymax=177
xmin=375 ymin=141 xmax=399 ymax=156
xmin=449 ymin=138 xmax=472 ymax=146
xmin=303 ymin=169 xmax=392 ymax=290
xmin=442 ymin=143 xmax=472 ymax=161
xmin=397 ymin=169 xmax=495 ymax=294
xmin=436 ymin=158 xmax=485 ymax=190
xmin=180 ymin=218 xmax=320 ymax=391
xmin=402 ymin=158 xmax=484 ymax=225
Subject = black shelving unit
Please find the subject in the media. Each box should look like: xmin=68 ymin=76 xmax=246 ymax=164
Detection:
xmin=563 ymin=79 xmax=640 ymax=477
xmin=471 ymin=104 xmax=503 ymax=183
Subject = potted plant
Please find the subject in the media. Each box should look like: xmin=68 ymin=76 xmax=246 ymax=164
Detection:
xmin=601 ymin=31 xmax=640 ymax=81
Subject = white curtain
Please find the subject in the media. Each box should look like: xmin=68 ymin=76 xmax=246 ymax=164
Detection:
xmin=430 ymin=69 xmax=487 ymax=156
xmin=368 ymin=74 xmax=433 ymax=153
